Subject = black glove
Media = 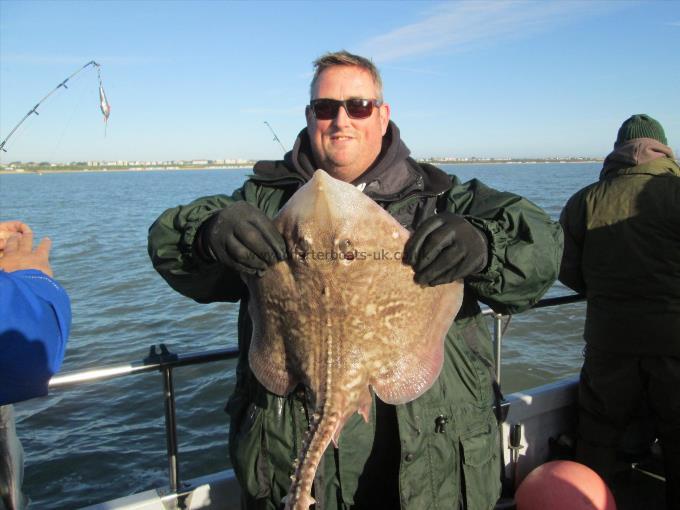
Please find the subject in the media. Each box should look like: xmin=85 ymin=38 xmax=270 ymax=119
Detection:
xmin=195 ymin=201 xmax=287 ymax=276
xmin=403 ymin=212 xmax=488 ymax=286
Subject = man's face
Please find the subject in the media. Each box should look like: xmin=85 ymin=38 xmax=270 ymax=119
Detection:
xmin=306 ymin=65 xmax=390 ymax=183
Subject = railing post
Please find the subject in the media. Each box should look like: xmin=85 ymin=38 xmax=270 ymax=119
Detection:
xmin=493 ymin=313 xmax=503 ymax=385
xmin=162 ymin=366 xmax=180 ymax=493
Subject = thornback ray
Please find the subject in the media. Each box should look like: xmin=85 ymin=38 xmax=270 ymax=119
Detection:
xmin=244 ymin=169 xmax=463 ymax=510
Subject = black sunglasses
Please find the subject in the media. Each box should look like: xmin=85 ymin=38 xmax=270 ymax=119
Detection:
xmin=309 ymin=98 xmax=382 ymax=120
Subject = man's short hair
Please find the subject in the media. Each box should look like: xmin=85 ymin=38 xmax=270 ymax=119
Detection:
xmin=310 ymin=51 xmax=383 ymax=101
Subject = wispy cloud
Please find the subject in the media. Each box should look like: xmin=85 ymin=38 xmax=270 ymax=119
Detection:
xmin=381 ymin=65 xmax=446 ymax=77
xmin=358 ymin=1 xmax=623 ymax=63
xmin=668 ymin=21 xmax=680 ymax=26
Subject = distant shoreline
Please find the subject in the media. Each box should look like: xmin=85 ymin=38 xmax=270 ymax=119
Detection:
xmin=0 ymin=159 xmax=603 ymax=175
xmin=0 ymin=165 xmax=254 ymax=175
xmin=425 ymin=159 xmax=603 ymax=165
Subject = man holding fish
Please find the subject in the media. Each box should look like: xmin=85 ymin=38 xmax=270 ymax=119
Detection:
xmin=148 ymin=51 xmax=562 ymax=510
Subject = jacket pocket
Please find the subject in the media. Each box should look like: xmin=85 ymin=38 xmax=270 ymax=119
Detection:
xmin=459 ymin=424 xmax=501 ymax=510
xmin=228 ymin=401 xmax=271 ymax=499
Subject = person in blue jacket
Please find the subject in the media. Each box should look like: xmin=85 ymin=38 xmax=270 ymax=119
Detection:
xmin=0 ymin=220 xmax=71 ymax=510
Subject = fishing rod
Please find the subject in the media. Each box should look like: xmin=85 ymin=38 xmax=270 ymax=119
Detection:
xmin=0 ymin=60 xmax=109 ymax=153
xmin=264 ymin=121 xmax=287 ymax=154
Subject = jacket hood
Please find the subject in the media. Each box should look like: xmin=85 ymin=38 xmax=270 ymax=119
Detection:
xmin=253 ymin=121 xmax=450 ymax=201
xmin=601 ymin=138 xmax=676 ymax=178
xmin=350 ymin=120 xmax=413 ymax=197
xmin=283 ymin=127 xmax=317 ymax=181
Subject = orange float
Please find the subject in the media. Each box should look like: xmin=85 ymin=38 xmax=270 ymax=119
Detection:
xmin=515 ymin=460 xmax=617 ymax=510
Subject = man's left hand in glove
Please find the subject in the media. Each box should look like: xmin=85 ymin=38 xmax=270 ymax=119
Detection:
xmin=403 ymin=212 xmax=488 ymax=286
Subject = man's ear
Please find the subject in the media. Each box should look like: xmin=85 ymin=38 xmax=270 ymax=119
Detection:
xmin=305 ymin=105 xmax=313 ymax=123
xmin=379 ymin=103 xmax=391 ymax=135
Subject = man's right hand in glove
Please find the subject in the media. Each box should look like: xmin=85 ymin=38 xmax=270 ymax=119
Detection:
xmin=195 ymin=201 xmax=287 ymax=276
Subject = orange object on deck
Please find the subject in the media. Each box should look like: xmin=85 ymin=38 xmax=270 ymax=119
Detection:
xmin=515 ymin=460 xmax=617 ymax=510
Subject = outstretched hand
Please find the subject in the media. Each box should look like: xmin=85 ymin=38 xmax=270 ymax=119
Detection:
xmin=403 ymin=212 xmax=488 ymax=286
xmin=0 ymin=220 xmax=32 ymax=253
xmin=0 ymin=227 xmax=54 ymax=277
xmin=196 ymin=201 xmax=287 ymax=277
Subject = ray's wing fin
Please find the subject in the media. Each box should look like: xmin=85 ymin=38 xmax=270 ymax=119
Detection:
xmin=246 ymin=267 xmax=300 ymax=396
xmin=370 ymin=282 xmax=464 ymax=405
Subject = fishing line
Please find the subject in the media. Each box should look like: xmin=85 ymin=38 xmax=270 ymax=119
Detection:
xmin=49 ymin=80 xmax=89 ymax=163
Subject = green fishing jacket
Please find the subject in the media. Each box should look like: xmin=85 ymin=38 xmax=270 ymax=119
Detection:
xmin=560 ymin=145 xmax=680 ymax=356
xmin=148 ymin=124 xmax=562 ymax=510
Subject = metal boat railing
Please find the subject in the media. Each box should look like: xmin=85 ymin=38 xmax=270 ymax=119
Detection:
xmin=47 ymin=292 xmax=586 ymax=494
xmin=483 ymin=293 xmax=585 ymax=384
xmin=49 ymin=346 xmax=240 ymax=493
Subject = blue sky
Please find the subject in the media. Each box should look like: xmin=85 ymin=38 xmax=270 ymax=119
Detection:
xmin=1 ymin=0 xmax=679 ymax=163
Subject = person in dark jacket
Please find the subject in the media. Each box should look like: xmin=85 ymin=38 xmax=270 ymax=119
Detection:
xmin=0 ymin=221 xmax=72 ymax=510
xmin=148 ymin=51 xmax=562 ymax=510
xmin=560 ymin=114 xmax=680 ymax=509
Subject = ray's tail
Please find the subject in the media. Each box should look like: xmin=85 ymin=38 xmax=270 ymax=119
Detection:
xmin=285 ymin=284 xmax=340 ymax=510
xmin=285 ymin=403 xmax=340 ymax=510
